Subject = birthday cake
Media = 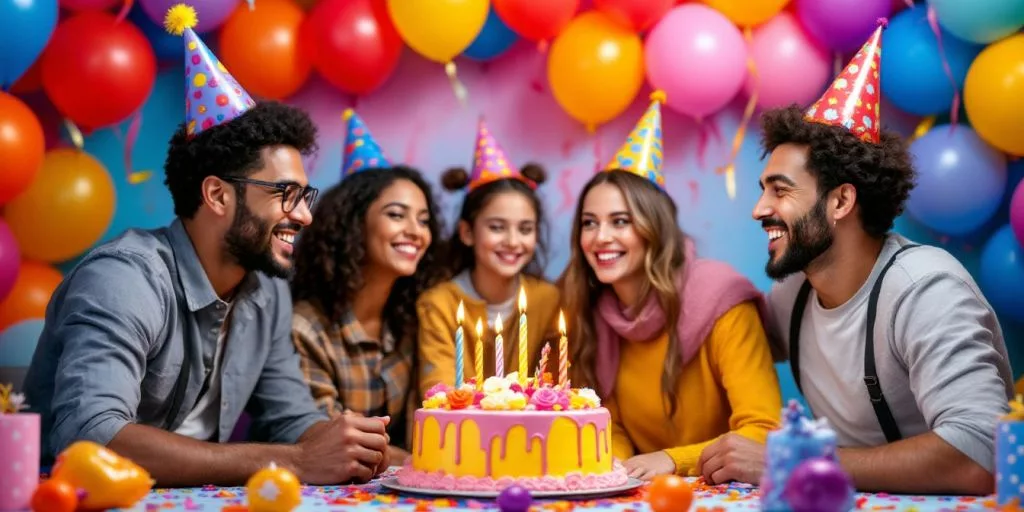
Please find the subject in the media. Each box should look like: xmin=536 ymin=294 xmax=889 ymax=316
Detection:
xmin=395 ymin=372 xmax=629 ymax=492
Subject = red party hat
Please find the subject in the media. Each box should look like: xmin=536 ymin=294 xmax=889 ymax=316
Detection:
xmin=804 ymin=20 xmax=886 ymax=144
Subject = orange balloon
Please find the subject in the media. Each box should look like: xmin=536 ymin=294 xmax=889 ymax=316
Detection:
xmin=647 ymin=474 xmax=694 ymax=512
xmin=0 ymin=261 xmax=63 ymax=331
xmin=219 ymin=0 xmax=312 ymax=99
xmin=0 ymin=92 xmax=45 ymax=206
xmin=4 ymin=149 xmax=115 ymax=263
xmin=702 ymin=0 xmax=789 ymax=26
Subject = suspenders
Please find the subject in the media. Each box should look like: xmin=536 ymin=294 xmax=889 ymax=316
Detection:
xmin=789 ymin=244 xmax=920 ymax=444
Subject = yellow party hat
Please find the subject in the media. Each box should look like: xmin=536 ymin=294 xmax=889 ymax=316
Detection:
xmin=605 ymin=90 xmax=666 ymax=190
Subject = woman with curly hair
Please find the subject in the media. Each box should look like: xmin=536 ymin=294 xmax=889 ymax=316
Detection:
xmin=416 ymin=121 xmax=560 ymax=398
xmin=290 ymin=111 xmax=446 ymax=463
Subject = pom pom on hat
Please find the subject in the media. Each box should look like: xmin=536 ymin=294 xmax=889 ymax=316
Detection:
xmin=164 ymin=3 xmax=198 ymax=36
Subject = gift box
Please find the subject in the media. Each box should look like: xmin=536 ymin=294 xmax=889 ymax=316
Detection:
xmin=997 ymin=397 xmax=1024 ymax=507
xmin=760 ymin=400 xmax=842 ymax=512
xmin=0 ymin=385 xmax=39 ymax=511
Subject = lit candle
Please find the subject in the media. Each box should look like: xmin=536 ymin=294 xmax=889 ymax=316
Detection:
xmin=474 ymin=318 xmax=484 ymax=385
xmin=558 ymin=310 xmax=568 ymax=387
xmin=455 ymin=300 xmax=465 ymax=387
xmin=518 ymin=286 xmax=527 ymax=385
xmin=494 ymin=313 xmax=504 ymax=378
xmin=536 ymin=342 xmax=551 ymax=383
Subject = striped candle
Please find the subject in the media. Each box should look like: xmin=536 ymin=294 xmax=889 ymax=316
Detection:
xmin=558 ymin=310 xmax=568 ymax=387
xmin=536 ymin=342 xmax=551 ymax=382
xmin=494 ymin=313 xmax=504 ymax=378
xmin=474 ymin=318 xmax=484 ymax=384
xmin=455 ymin=301 xmax=465 ymax=386
xmin=517 ymin=287 xmax=527 ymax=385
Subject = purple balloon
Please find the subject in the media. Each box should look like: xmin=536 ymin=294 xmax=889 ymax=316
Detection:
xmin=1012 ymin=180 xmax=1024 ymax=247
xmin=796 ymin=0 xmax=893 ymax=52
xmin=0 ymin=220 xmax=20 ymax=303
xmin=783 ymin=457 xmax=854 ymax=512
xmin=139 ymin=0 xmax=241 ymax=34
xmin=496 ymin=485 xmax=531 ymax=512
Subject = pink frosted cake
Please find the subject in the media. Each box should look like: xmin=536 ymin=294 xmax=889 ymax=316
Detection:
xmin=396 ymin=373 xmax=629 ymax=492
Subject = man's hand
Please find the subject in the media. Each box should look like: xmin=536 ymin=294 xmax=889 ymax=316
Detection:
xmin=295 ymin=415 xmax=390 ymax=484
xmin=623 ymin=451 xmax=676 ymax=481
xmin=697 ymin=433 xmax=765 ymax=485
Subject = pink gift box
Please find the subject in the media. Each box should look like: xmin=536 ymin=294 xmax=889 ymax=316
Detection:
xmin=0 ymin=413 xmax=40 ymax=511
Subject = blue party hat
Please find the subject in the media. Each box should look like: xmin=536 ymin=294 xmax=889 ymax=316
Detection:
xmin=342 ymin=108 xmax=391 ymax=177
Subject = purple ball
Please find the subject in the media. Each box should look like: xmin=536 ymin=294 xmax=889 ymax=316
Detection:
xmin=783 ymin=457 xmax=854 ymax=512
xmin=496 ymin=485 xmax=532 ymax=512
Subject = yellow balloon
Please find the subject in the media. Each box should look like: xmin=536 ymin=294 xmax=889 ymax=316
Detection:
xmin=964 ymin=34 xmax=1024 ymax=156
xmin=702 ymin=0 xmax=790 ymax=27
xmin=548 ymin=11 xmax=644 ymax=131
xmin=387 ymin=0 xmax=489 ymax=63
xmin=5 ymin=148 xmax=115 ymax=262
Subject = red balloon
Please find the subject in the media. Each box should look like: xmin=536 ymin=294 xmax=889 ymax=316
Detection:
xmin=594 ymin=0 xmax=674 ymax=31
xmin=0 ymin=93 xmax=45 ymax=206
xmin=493 ymin=0 xmax=580 ymax=42
xmin=304 ymin=0 xmax=401 ymax=95
xmin=41 ymin=11 xmax=156 ymax=130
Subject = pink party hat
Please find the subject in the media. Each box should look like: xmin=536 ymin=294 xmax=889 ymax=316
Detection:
xmin=164 ymin=4 xmax=255 ymax=138
xmin=468 ymin=118 xmax=534 ymax=191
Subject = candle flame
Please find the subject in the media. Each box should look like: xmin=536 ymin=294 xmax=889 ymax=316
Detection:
xmin=494 ymin=313 xmax=503 ymax=332
xmin=457 ymin=300 xmax=464 ymax=323
xmin=558 ymin=310 xmax=566 ymax=334
xmin=475 ymin=318 xmax=483 ymax=337
xmin=518 ymin=286 xmax=526 ymax=311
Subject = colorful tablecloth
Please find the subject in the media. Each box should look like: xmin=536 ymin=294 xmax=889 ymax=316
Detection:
xmin=119 ymin=471 xmax=999 ymax=511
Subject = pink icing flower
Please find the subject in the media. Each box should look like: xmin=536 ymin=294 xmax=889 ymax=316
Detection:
xmin=510 ymin=382 xmax=524 ymax=394
xmin=473 ymin=391 xmax=485 ymax=406
xmin=425 ymin=383 xmax=449 ymax=399
xmin=529 ymin=387 xmax=564 ymax=411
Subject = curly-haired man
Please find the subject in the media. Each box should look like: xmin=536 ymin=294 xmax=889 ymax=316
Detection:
xmin=696 ymin=28 xmax=1012 ymax=496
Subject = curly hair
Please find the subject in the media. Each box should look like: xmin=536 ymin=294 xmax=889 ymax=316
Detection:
xmin=760 ymin=105 xmax=916 ymax=238
xmin=164 ymin=101 xmax=319 ymax=218
xmin=440 ymin=164 xmax=549 ymax=277
xmin=290 ymin=167 xmax=447 ymax=343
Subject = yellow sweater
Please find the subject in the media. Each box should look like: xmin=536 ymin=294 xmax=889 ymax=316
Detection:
xmin=416 ymin=276 xmax=561 ymax=399
xmin=608 ymin=301 xmax=781 ymax=475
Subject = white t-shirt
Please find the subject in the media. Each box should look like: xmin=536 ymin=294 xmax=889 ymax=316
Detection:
xmin=174 ymin=303 xmax=232 ymax=441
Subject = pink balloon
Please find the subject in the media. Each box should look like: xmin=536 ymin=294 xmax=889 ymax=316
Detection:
xmin=0 ymin=220 xmax=20 ymax=303
xmin=645 ymin=4 xmax=748 ymax=119
xmin=745 ymin=12 xmax=831 ymax=110
xmin=1012 ymin=180 xmax=1024 ymax=247
xmin=60 ymin=0 xmax=121 ymax=10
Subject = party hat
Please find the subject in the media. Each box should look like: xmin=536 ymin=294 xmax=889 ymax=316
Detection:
xmin=605 ymin=91 xmax=666 ymax=190
xmin=467 ymin=118 xmax=533 ymax=191
xmin=342 ymin=108 xmax=390 ymax=177
xmin=804 ymin=21 xmax=885 ymax=144
xmin=164 ymin=4 xmax=255 ymax=138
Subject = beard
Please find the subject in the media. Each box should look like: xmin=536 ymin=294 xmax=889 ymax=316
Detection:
xmin=224 ymin=197 xmax=296 ymax=279
xmin=764 ymin=197 xmax=834 ymax=280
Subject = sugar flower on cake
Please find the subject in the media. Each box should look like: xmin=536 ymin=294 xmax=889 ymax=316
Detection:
xmin=480 ymin=389 xmax=528 ymax=411
xmin=448 ymin=389 xmax=475 ymax=410
xmin=574 ymin=388 xmax=601 ymax=408
xmin=530 ymin=387 xmax=570 ymax=411
xmin=483 ymin=375 xmax=512 ymax=395
xmin=423 ymin=391 xmax=449 ymax=409
xmin=425 ymin=382 xmax=450 ymax=400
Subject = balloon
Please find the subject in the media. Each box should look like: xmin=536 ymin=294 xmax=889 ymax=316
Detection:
xmin=0 ymin=93 xmax=45 ymax=205
xmin=796 ymin=0 xmax=893 ymax=52
xmin=4 ymin=149 xmax=116 ymax=263
xmin=1012 ymin=180 xmax=1024 ymax=247
xmin=980 ymin=225 xmax=1024 ymax=323
xmin=0 ymin=0 xmax=58 ymax=89
xmin=701 ymin=0 xmax=790 ymax=26
xmin=304 ymin=0 xmax=402 ymax=95
xmin=0 ymin=320 xmax=45 ymax=367
xmin=60 ymin=0 xmax=120 ymax=10
xmin=907 ymin=125 xmax=1007 ymax=236
xmin=140 ymin=0 xmax=241 ymax=33
xmin=927 ymin=0 xmax=1024 ymax=44
xmin=387 ymin=0 xmax=488 ymax=63
xmin=495 ymin=485 xmax=532 ymax=512
xmin=128 ymin=3 xmax=185 ymax=61
xmin=547 ymin=11 xmax=644 ymax=131
xmin=41 ymin=11 xmax=157 ymax=130
xmin=219 ymin=0 xmax=311 ymax=100
xmin=493 ymin=0 xmax=579 ymax=43
xmin=0 ymin=261 xmax=62 ymax=331
xmin=783 ymin=458 xmax=854 ymax=512
xmin=463 ymin=6 xmax=520 ymax=61
xmin=0 ymin=220 xmax=19 ymax=303
xmin=594 ymin=0 xmax=673 ymax=32
xmin=645 ymin=4 xmax=747 ymax=119
xmin=881 ymin=5 xmax=984 ymax=116
xmin=745 ymin=11 xmax=831 ymax=110
xmin=963 ymin=34 xmax=1024 ymax=156
xmin=9 ymin=60 xmax=44 ymax=94
xmin=647 ymin=475 xmax=694 ymax=512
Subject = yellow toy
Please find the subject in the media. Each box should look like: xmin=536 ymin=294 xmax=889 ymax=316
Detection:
xmin=246 ymin=462 xmax=301 ymax=512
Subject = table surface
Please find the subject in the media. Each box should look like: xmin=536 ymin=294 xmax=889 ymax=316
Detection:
xmin=115 ymin=470 xmax=1002 ymax=511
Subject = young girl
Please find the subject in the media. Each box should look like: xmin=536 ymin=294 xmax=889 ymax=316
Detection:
xmin=562 ymin=93 xmax=782 ymax=482
xmin=417 ymin=120 xmax=560 ymax=397
xmin=291 ymin=110 xmax=447 ymax=463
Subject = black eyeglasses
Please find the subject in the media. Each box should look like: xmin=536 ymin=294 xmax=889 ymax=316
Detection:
xmin=222 ymin=177 xmax=319 ymax=213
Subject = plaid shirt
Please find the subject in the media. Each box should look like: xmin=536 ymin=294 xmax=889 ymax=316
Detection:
xmin=292 ymin=300 xmax=415 ymax=446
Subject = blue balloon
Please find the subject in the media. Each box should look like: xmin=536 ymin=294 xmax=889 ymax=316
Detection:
xmin=907 ymin=125 xmax=1007 ymax=236
xmin=980 ymin=225 xmax=1024 ymax=323
xmin=463 ymin=6 xmax=519 ymax=61
xmin=0 ymin=319 xmax=45 ymax=367
xmin=0 ymin=0 xmax=58 ymax=90
xmin=882 ymin=6 xmax=984 ymax=116
xmin=928 ymin=0 xmax=1024 ymax=44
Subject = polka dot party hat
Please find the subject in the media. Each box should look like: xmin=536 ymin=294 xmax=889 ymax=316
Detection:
xmin=164 ymin=4 xmax=255 ymax=138
xmin=342 ymin=108 xmax=390 ymax=177
xmin=605 ymin=91 xmax=666 ymax=191
xmin=468 ymin=118 xmax=533 ymax=191
xmin=804 ymin=20 xmax=886 ymax=144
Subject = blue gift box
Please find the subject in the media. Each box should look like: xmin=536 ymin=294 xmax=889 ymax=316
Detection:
xmin=760 ymin=400 xmax=842 ymax=512
xmin=997 ymin=420 xmax=1024 ymax=506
